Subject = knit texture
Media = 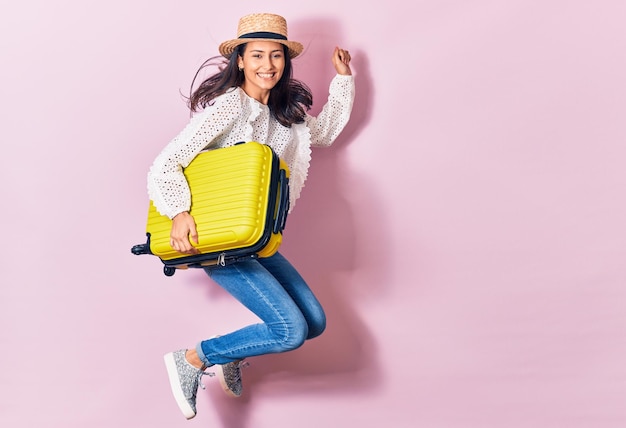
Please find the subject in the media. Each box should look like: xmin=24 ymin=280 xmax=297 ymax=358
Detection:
xmin=147 ymin=74 xmax=355 ymax=219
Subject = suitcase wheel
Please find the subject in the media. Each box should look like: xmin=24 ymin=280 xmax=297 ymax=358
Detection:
xmin=163 ymin=266 xmax=176 ymax=276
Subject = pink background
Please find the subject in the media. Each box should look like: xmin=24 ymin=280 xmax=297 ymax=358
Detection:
xmin=2 ymin=1 xmax=626 ymax=427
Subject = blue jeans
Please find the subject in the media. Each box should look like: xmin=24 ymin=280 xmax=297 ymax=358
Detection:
xmin=195 ymin=252 xmax=326 ymax=366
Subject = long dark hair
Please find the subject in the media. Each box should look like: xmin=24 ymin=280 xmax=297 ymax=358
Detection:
xmin=186 ymin=44 xmax=313 ymax=128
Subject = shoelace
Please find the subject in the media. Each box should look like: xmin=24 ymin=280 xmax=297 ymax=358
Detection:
xmin=197 ymin=368 xmax=215 ymax=391
xmin=196 ymin=360 xmax=250 ymax=390
xmin=228 ymin=361 xmax=250 ymax=384
xmin=200 ymin=336 xmax=248 ymax=387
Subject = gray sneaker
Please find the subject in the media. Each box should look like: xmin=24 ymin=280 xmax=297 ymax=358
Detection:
xmin=216 ymin=361 xmax=245 ymax=397
xmin=164 ymin=350 xmax=214 ymax=419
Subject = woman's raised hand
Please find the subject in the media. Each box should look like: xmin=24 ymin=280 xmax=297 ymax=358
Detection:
xmin=332 ymin=46 xmax=352 ymax=76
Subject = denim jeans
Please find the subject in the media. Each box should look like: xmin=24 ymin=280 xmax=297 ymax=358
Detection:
xmin=195 ymin=252 xmax=326 ymax=366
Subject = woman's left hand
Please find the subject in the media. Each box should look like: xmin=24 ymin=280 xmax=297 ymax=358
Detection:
xmin=332 ymin=46 xmax=352 ymax=76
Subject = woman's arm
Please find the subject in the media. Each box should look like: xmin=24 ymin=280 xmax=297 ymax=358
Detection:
xmin=147 ymin=90 xmax=242 ymax=254
xmin=147 ymin=90 xmax=241 ymax=219
xmin=307 ymin=47 xmax=355 ymax=147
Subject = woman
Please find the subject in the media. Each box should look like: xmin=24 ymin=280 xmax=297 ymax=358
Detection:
xmin=148 ymin=13 xmax=354 ymax=419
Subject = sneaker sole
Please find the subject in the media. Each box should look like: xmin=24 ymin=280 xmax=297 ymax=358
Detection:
xmin=215 ymin=364 xmax=241 ymax=398
xmin=163 ymin=352 xmax=196 ymax=419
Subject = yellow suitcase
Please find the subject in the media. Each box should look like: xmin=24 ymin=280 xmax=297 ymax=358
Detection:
xmin=131 ymin=142 xmax=290 ymax=276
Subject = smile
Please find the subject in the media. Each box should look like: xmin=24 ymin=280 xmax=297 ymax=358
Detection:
xmin=257 ymin=73 xmax=275 ymax=79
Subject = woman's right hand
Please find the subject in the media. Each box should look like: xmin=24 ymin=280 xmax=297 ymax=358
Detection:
xmin=170 ymin=211 xmax=200 ymax=254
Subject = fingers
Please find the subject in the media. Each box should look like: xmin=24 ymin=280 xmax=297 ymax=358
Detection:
xmin=189 ymin=222 xmax=199 ymax=245
xmin=170 ymin=235 xmax=199 ymax=254
xmin=170 ymin=212 xmax=200 ymax=254
xmin=335 ymin=46 xmax=351 ymax=64
xmin=333 ymin=46 xmax=352 ymax=75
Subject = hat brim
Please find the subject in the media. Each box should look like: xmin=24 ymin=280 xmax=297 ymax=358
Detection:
xmin=219 ymin=38 xmax=303 ymax=59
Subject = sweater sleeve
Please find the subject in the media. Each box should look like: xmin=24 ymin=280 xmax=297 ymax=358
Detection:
xmin=147 ymin=90 xmax=242 ymax=219
xmin=306 ymin=74 xmax=355 ymax=148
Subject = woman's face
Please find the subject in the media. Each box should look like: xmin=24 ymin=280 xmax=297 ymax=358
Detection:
xmin=238 ymin=41 xmax=286 ymax=104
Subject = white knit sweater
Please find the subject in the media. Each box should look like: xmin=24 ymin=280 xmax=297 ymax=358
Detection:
xmin=147 ymin=74 xmax=355 ymax=219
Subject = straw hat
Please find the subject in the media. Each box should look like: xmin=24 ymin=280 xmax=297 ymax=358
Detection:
xmin=218 ymin=13 xmax=303 ymax=59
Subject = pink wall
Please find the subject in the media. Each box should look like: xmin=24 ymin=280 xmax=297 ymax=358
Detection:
xmin=2 ymin=1 xmax=626 ymax=427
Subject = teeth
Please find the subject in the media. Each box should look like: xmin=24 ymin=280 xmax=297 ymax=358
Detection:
xmin=258 ymin=73 xmax=274 ymax=78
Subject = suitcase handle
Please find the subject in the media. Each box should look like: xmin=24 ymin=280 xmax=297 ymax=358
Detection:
xmin=131 ymin=233 xmax=153 ymax=255
xmin=273 ymin=169 xmax=289 ymax=234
